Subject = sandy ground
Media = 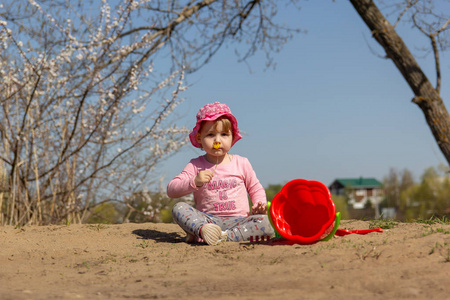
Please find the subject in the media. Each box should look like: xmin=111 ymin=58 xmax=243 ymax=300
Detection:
xmin=1 ymin=220 xmax=449 ymax=300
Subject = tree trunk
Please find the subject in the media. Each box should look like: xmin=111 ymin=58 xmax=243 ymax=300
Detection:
xmin=349 ymin=0 xmax=450 ymax=165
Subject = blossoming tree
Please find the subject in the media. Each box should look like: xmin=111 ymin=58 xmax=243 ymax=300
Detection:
xmin=0 ymin=0 xmax=296 ymax=225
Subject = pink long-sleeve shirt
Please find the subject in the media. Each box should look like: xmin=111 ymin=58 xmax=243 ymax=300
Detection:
xmin=167 ymin=155 xmax=266 ymax=217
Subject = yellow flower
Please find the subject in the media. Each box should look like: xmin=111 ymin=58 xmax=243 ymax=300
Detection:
xmin=213 ymin=142 xmax=221 ymax=149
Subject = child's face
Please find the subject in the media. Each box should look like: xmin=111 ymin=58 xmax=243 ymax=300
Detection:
xmin=196 ymin=120 xmax=233 ymax=158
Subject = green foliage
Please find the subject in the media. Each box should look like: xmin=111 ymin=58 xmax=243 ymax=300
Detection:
xmin=265 ymin=184 xmax=284 ymax=202
xmin=160 ymin=209 xmax=174 ymax=223
xmin=87 ymin=202 xmax=122 ymax=224
xmin=85 ymin=190 xmax=180 ymax=224
xmin=369 ymin=218 xmax=398 ymax=229
xmin=414 ymin=216 xmax=450 ymax=225
xmin=400 ymin=165 xmax=450 ymax=220
xmin=331 ymin=195 xmax=349 ymax=219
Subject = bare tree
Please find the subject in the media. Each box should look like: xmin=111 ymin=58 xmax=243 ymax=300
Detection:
xmin=0 ymin=0 xmax=298 ymax=225
xmin=349 ymin=0 xmax=450 ymax=165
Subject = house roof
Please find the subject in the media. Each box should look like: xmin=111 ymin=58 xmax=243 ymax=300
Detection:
xmin=330 ymin=178 xmax=382 ymax=189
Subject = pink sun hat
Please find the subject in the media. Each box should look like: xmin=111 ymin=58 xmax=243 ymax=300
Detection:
xmin=189 ymin=102 xmax=242 ymax=148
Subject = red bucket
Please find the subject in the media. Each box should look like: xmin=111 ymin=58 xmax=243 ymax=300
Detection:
xmin=268 ymin=179 xmax=337 ymax=244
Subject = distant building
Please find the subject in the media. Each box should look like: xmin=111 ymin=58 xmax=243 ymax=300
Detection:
xmin=329 ymin=177 xmax=384 ymax=217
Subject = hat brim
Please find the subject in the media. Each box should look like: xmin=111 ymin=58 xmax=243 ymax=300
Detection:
xmin=189 ymin=113 xmax=242 ymax=148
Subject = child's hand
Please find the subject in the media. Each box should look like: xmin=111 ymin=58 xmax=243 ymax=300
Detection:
xmin=195 ymin=170 xmax=213 ymax=187
xmin=252 ymin=201 xmax=267 ymax=215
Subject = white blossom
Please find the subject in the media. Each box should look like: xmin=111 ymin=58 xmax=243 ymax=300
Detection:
xmin=2 ymin=0 xmax=190 ymax=225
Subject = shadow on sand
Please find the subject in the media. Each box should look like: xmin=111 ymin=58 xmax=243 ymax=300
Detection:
xmin=132 ymin=229 xmax=185 ymax=243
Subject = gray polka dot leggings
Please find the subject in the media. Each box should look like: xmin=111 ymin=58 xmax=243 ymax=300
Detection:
xmin=172 ymin=202 xmax=275 ymax=242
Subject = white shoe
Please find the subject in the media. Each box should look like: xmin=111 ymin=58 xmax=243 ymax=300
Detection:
xmin=201 ymin=224 xmax=228 ymax=246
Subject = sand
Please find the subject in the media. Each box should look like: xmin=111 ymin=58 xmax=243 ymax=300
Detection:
xmin=1 ymin=220 xmax=449 ymax=299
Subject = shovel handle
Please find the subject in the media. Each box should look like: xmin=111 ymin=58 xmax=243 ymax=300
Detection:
xmin=335 ymin=228 xmax=383 ymax=236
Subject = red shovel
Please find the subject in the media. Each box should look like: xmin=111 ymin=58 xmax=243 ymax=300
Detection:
xmin=335 ymin=228 xmax=383 ymax=236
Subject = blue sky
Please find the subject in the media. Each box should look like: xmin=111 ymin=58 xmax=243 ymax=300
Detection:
xmin=158 ymin=0 xmax=449 ymax=188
